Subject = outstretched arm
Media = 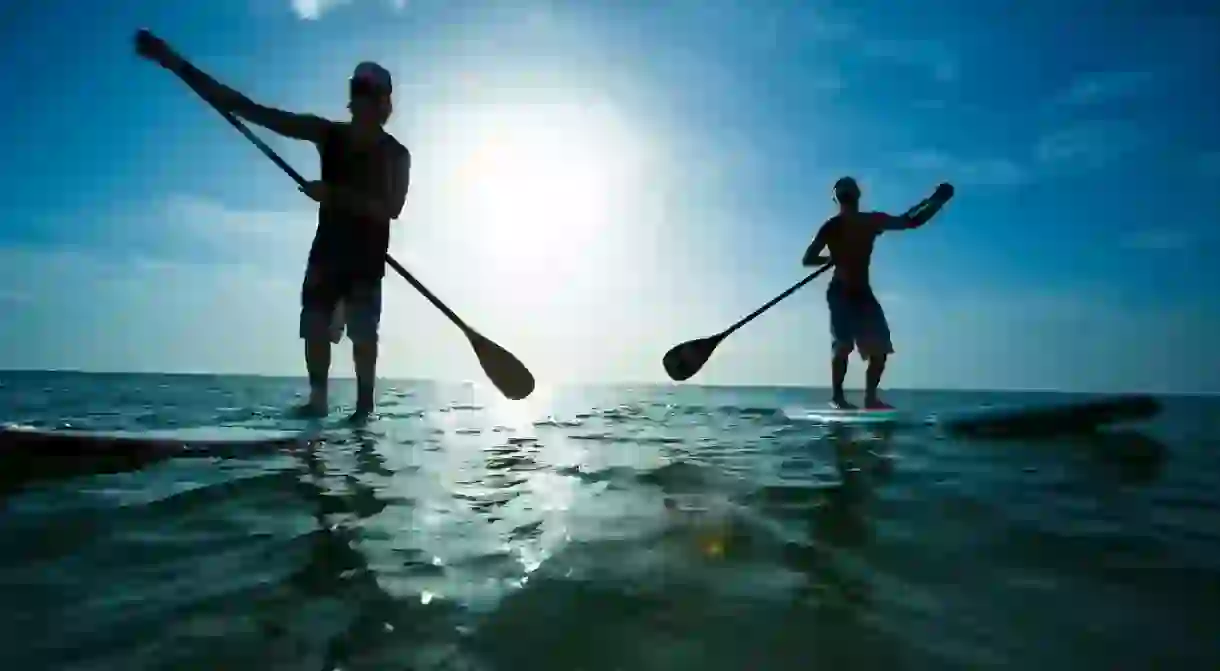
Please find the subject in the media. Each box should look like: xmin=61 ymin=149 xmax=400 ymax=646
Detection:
xmin=872 ymin=183 xmax=955 ymax=232
xmin=175 ymin=61 xmax=330 ymax=144
xmin=801 ymin=220 xmax=833 ymax=267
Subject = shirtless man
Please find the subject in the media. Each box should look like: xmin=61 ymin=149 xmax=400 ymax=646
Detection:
xmin=802 ymin=177 xmax=954 ymax=409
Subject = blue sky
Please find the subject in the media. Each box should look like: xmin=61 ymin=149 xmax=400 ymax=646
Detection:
xmin=0 ymin=0 xmax=1217 ymax=393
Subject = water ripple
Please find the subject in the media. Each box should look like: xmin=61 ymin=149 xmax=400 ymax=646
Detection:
xmin=0 ymin=373 xmax=1216 ymax=670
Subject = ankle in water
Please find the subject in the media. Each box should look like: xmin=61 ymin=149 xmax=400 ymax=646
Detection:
xmin=347 ymin=405 xmax=374 ymax=425
xmin=292 ymin=399 xmax=328 ymax=419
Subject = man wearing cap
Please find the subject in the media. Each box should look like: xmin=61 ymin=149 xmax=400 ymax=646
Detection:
xmin=801 ymin=177 xmax=953 ymax=410
xmin=138 ymin=38 xmax=411 ymax=421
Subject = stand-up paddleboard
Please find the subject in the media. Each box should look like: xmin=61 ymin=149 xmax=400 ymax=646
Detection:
xmin=0 ymin=425 xmax=305 ymax=454
xmin=0 ymin=425 xmax=308 ymax=492
xmin=934 ymin=394 xmax=1161 ymax=438
xmin=783 ymin=394 xmax=1161 ymax=438
xmin=782 ymin=406 xmax=909 ymax=426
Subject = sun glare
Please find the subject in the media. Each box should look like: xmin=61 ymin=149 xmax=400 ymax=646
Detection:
xmin=443 ymin=103 xmax=638 ymax=269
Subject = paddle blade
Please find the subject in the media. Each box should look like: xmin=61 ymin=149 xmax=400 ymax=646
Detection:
xmin=662 ymin=335 xmax=723 ymax=381
xmin=468 ymin=331 xmax=536 ymax=400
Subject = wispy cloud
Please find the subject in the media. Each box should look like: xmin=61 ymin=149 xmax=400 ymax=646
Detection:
xmin=160 ymin=194 xmax=307 ymax=241
xmin=781 ymin=9 xmax=958 ymax=84
xmin=895 ymin=150 xmax=1027 ymax=187
xmin=1034 ymin=121 xmax=1144 ymax=170
xmin=290 ymin=0 xmax=405 ymax=20
xmin=290 ymin=0 xmax=347 ymax=20
xmin=895 ymin=119 xmax=1147 ymax=189
xmin=1055 ymin=70 xmax=1155 ymax=107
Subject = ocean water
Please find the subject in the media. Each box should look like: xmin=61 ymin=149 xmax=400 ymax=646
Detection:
xmin=1 ymin=371 xmax=1217 ymax=671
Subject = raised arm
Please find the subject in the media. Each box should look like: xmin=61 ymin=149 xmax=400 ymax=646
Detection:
xmin=176 ymin=62 xmax=331 ymax=144
xmin=871 ymin=183 xmax=955 ymax=232
xmin=136 ymin=31 xmax=330 ymax=144
xmin=801 ymin=218 xmax=834 ymax=267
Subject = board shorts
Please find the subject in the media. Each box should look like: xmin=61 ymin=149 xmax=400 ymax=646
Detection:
xmin=826 ymin=281 xmax=893 ymax=357
xmin=299 ymin=265 xmax=383 ymax=345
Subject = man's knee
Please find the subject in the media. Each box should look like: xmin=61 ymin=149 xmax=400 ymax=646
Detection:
xmin=345 ymin=304 xmax=382 ymax=346
xmin=300 ymin=307 xmax=343 ymax=344
xmin=857 ymin=339 xmax=893 ymax=362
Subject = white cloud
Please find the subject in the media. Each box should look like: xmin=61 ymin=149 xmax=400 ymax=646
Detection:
xmin=159 ymin=194 xmax=309 ymax=242
xmin=289 ymin=0 xmax=405 ymax=20
xmin=291 ymin=0 xmax=346 ymax=20
xmin=147 ymin=194 xmax=316 ymax=271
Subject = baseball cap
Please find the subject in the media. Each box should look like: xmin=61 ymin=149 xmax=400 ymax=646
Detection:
xmin=351 ymin=61 xmax=392 ymax=95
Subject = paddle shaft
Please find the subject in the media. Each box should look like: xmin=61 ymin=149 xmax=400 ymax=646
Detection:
xmin=720 ymin=263 xmax=833 ymax=339
xmin=182 ymin=79 xmax=473 ymax=334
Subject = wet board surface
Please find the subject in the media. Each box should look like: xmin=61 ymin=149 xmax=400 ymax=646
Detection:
xmin=781 ymin=407 xmax=910 ymax=425
xmin=784 ymin=394 xmax=1162 ymax=438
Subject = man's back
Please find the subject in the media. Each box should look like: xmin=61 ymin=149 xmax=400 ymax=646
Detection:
xmin=820 ymin=212 xmax=888 ymax=289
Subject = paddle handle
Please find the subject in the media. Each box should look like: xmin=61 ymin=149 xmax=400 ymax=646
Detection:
xmin=179 ymin=74 xmax=472 ymax=333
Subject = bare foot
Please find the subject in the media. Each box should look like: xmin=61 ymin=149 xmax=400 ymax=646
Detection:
xmin=291 ymin=394 xmax=328 ymax=419
xmin=863 ymin=397 xmax=894 ymax=410
xmin=346 ymin=404 xmax=374 ymax=425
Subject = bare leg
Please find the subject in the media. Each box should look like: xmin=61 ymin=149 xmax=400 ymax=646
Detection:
xmin=863 ymin=353 xmax=889 ymax=408
xmin=303 ymin=337 xmax=332 ymax=416
xmin=830 ymin=346 xmax=855 ymax=408
xmin=352 ymin=340 xmax=378 ymax=418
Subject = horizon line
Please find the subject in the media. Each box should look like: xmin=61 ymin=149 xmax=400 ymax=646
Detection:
xmin=0 ymin=367 xmax=1211 ymax=398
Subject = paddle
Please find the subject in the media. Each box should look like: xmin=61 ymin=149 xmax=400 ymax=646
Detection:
xmin=135 ymin=29 xmax=536 ymax=401
xmin=662 ymin=189 xmax=951 ymax=382
xmin=662 ymin=263 xmax=835 ymax=381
